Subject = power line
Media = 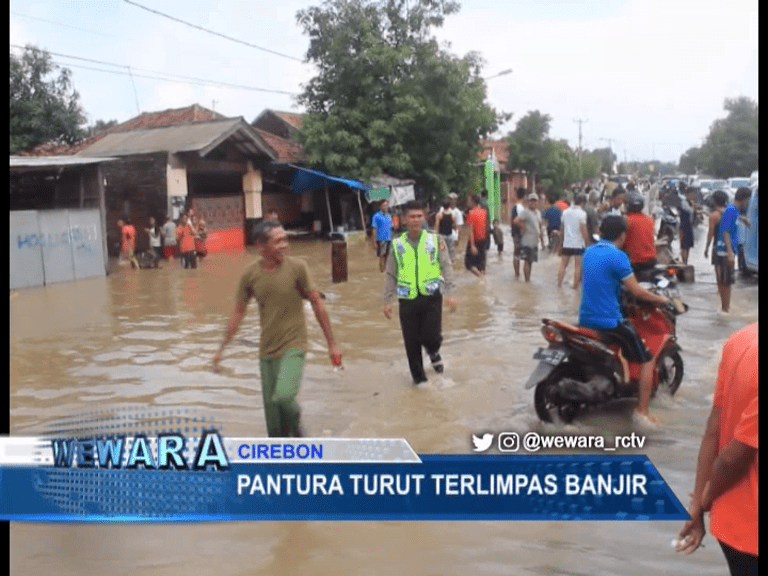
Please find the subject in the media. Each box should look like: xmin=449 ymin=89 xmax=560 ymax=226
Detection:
xmin=123 ymin=0 xmax=304 ymax=63
xmin=11 ymin=10 xmax=119 ymax=39
xmin=9 ymin=44 xmax=298 ymax=95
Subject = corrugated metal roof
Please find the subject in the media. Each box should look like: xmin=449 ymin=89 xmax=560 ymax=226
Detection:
xmin=21 ymin=104 xmax=227 ymax=157
xmin=9 ymin=155 xmax=118 ymax=169
xmin=75 ymin=118 xmax=276 ymax=159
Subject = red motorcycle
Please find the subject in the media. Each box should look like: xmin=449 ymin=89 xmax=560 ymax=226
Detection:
xmin=526 ymin=267 xmax=687 ymax=423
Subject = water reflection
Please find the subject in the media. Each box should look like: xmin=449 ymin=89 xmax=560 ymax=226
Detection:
xmin=9 ymin=222 xmax=758 ymax=575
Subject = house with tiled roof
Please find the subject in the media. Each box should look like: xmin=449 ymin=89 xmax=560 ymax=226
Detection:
xmin=22 ymin=104 xmax=227 ymax=157
xmin=18 ymin=104 xmax=282 ymax=255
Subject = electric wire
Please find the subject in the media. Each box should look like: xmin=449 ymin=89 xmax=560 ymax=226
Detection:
xmin=9 ymin=44 xmax=298 ymax=95
xmin=123 ymin=0 xmax=304 ymax=63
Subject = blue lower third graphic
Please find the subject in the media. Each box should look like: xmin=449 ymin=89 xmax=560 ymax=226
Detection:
xmin=0 ymin=455 xmax=689 ymax=522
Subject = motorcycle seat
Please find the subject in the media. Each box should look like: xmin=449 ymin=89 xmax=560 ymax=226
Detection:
xmin=544 ymin=319 xmax=602 ymax=341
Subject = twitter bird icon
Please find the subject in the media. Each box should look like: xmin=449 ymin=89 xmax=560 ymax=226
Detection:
xmin=472 ymin=433 xmax=494 ymax=452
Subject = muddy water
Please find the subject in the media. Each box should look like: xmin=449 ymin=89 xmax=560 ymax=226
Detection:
xmin=10 ymin=220 xmax=758 ymax=576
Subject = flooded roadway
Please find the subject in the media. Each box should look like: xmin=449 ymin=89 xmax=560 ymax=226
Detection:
xmin=10 ymin=219 xmax=758 ymax=576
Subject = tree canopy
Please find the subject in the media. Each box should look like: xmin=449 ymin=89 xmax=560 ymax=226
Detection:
xmin=678 ymin=96 xmax=758 ymax=178
xmin=10 ymin=45 xmax=86 ymax=154
xmin=295 ymin=0 xmax=501 ymax=200
xmin=505 ymin=110 xmax=581 ymax=193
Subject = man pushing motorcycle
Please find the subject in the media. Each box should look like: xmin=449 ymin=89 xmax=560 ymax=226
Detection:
xmin=579 ymin=215 xmax=671 ymax=425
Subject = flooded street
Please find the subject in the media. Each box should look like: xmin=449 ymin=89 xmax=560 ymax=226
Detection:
xmin=10 ymin=220 xmax=758 ymax=576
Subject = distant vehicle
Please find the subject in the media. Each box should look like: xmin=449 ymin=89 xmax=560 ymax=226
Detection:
xmin=699 ymin=179 xmax=714 ymax=193
xmin=611 ymin=174 xmax=631 ymax=187
xmin=727 ymin=177 xmax=752 ymax=201
xmin=742 ymin=186 xmax=758 ymax=275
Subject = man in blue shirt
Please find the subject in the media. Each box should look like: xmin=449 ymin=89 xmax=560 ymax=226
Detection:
xmin=542 ymin=193 xmax=562 ymax=253
xmin=580 ymin=215 xmax=669 ymax=424
xmin=712 ymin=187 xmax=752 ymax=312
xmin=371 ymin=200 xmax=394 ymax=272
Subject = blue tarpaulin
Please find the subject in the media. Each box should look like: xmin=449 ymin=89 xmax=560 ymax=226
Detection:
xmin=290 ymin=166 xmax=371 ymax=193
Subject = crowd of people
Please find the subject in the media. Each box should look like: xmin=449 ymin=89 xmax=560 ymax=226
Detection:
xmin=201 ymin=185 xmax=755 ymax=575
xmin=117 ymin=209 xmax=208 ymax=270
xmin=364 ymin=177 xmax=754 ymax=418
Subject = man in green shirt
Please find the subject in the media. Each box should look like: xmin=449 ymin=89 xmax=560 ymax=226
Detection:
xmin=213 ymin=220 xmax=340 ymax=437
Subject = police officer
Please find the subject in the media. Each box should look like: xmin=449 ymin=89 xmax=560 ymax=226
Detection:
xmin=383 ymin=200 xmax=457 ymax=385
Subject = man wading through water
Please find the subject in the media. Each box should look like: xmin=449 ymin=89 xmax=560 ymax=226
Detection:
xmin=383 ymin=200 xmax=457 ymax=385
xmin=212 ymin=220 xmax=341 ymax=437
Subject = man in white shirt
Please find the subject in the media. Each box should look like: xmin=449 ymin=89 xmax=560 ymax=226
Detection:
xmin=446 ymin=193 xmax=464 ymax=264
xmin=557 ymin=193 xmax=589 ymax=289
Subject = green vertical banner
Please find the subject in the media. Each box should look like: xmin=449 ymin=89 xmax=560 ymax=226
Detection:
xmin=494 ymin=171 xmax=501 ymax=224
xmin=484 ymin=159 xmax=496 ymax=221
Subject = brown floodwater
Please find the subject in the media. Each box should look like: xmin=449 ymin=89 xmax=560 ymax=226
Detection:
xmin=10 ymin=216 xmax=758 ymax=576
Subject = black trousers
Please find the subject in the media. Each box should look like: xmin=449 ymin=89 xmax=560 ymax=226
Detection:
xmin=719 ymin=540 xmax=758 ymax=576
xmin=398 ymin=293 xmax=443 ymax=383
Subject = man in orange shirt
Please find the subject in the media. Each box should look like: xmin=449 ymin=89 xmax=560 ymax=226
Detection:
xmin=464 ymin=194 xmax=488 ymax=277
xmin=117 ymin=218 xmax=140 ymax=269
xmin=176 ymin=213 xmax=199 ymax=269
xmin=677 ymin=322 xmax=758 ymax=575
xmin=623 ymin=192 xmax=657 ymax=280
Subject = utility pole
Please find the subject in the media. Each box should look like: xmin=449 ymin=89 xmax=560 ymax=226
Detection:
xmin=599 ymin=137 xmax=616 ymax=174
xmin=212 ymin=99 xmax=219 ymax=112
xmin=573 ymin=118 xmax=587 ymax=169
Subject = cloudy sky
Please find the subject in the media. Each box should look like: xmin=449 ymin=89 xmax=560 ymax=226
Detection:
xmin=10 ymin=0 xmax=758 ymax=163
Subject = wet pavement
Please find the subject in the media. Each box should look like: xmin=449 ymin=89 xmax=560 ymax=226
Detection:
xmin=10 ymin=216 xmax=758 ymax=576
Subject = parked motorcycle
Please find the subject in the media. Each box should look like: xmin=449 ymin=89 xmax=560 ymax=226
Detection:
xmin=526 ymin=270 xmax=687 ymax=423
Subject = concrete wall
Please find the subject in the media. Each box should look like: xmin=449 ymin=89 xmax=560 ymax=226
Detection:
xmin=10 ymin=208 xmax=106 ymax=290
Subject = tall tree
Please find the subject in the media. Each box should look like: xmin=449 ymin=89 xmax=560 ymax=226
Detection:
xmin=540 ymin=139 xmax=579 ymax=192
xmin=10 ymin=45 xmax=86 ymax=154
xmin=505 ymin=110 xmax=552 ymax=191
xmin=678 ymin=146 xmax=701 ymax=175
xmin=696 ymin=96 xmax=758 ymax=178
xmin=296 ymin=0 xmax=501 ymax=200
xmin=84 ymin=119 xmax=119 ymax=138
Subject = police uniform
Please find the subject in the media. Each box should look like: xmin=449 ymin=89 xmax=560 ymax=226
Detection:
xmin=384 ymin=230 xmax=454 ymax=384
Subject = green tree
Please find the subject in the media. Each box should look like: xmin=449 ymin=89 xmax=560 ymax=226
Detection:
xmin=579 ymin=150 xmax=603 ymax=180
xmin=84 ymin=118 xmax=119 ymax=138
xmin=696 ymin=96 xmax=758 ymax=178
xmin=540 ymin=139 xmax=579 ymax=192
xmin=10 ymin=45 xmax=86 ymax=154
xmin=295 ymin=0 xmax=501 ymax=200
xmin=678 ymin=146 xmax=701 ymax=175
xmin=505 ymin=110 xmax=552 ymax=191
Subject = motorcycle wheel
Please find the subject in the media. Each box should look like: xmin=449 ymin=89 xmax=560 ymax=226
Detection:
xmin=655 ymin=348 xmax=684 ymax=396
xmin=533 ymin=367 xmax=582 ymax=424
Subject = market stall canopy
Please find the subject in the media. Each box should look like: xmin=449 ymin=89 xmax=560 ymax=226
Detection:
xmin=290 ymin=166 xmax=371 ymax=193
xmin=367 ymin=174 xmax=416 ymax=206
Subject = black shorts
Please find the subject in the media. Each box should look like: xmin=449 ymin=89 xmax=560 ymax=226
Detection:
xmin=714 ymin=254 xmax=735 ymax=285
xmin=465 ymin=241 xmax=487 ymax=271
xmin=599 ymin=320 xmax=653 ymax=363
xmin=561 ymin=247 xmax=585 ymax=257
xmin=376 ymin=240 xmax=391 ymax=258
xmin=519 ymin=245 xmax=538 ymax=263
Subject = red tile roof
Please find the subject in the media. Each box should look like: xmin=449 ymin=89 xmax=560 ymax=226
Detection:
xmin=21 ymin=104 xmax=226 ymax=156
xmin=273 ymin=111 xmax=303 ymax=130
xmin=479 ymin=139 xmax=510 ymax=167
xmin=253 ymin=128 xmax=306 ymax=163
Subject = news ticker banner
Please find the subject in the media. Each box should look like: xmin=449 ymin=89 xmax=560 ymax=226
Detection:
xmin=0 ymin=435 xmax=689 ymax=522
